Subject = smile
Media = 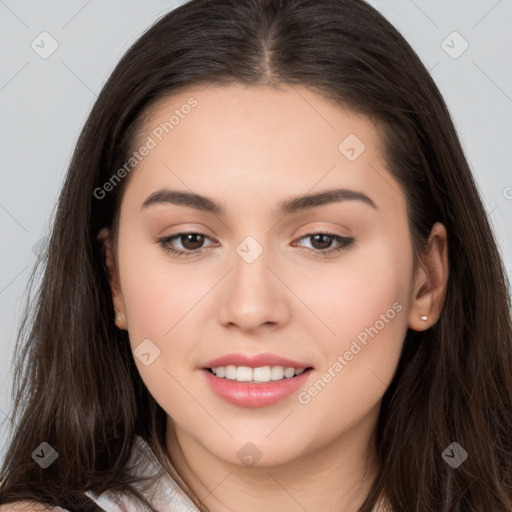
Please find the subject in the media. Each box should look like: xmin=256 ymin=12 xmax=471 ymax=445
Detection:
xmin=202 ymin=367 xmax=314 ymax=408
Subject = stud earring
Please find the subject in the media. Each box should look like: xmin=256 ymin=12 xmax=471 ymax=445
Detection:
xmin=114 ymin=306 xmax=123 ymax=327
xmin=419 ymin=315 xmax=428 ymax=321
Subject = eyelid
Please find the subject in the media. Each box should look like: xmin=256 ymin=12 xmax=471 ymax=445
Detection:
xmin=296 ymin=221 xmax=352 ymax=235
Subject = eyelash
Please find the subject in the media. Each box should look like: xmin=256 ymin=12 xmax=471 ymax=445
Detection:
xmin=157 ymin=231 xmax=355 ymax=258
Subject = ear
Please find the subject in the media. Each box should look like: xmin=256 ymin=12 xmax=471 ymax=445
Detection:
xmin=408 ymin=222 xmax=449 ymax=331
xmin=97 ymin=227 xmax=127 ymax=330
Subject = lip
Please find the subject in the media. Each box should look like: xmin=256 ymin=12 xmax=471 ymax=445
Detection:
xmin=202 ymin=352 xmax=312 ymax=370
xmin=201 ymin=367 xmax=314 ymax=408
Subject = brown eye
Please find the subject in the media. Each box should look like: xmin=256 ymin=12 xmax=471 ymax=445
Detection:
xmin=294 ymin=232 xmax=355 ymax=257
xmin=158 ymin=232 xmax=216 ymax=258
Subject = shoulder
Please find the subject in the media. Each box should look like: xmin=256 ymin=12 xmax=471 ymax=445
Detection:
xmin=0 ymin=504 xmax=70 ymax=512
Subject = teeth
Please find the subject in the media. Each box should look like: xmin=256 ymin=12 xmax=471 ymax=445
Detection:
xmin=236 ymin=366 xmax=252 ymax=382
xmin=210 ymin=365 xmax=307 ymax=382
xmin=253 ymin=366 xmax=271 ymax=381
xmin=270 ymin=366 xmax=284 ymax=381
xmin=226 ymin=365 xmax=237 ymax=380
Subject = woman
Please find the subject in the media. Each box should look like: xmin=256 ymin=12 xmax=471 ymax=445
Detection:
xmin=0 ymin=0 xmax=511 ymax=511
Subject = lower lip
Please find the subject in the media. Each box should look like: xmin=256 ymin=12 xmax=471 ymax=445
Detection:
xmin=201 ymin=368 xmax=313 ymax=408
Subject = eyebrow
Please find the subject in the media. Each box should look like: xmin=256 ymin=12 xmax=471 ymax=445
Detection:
xmin=141 ymin=187 xmax=378 ymax=217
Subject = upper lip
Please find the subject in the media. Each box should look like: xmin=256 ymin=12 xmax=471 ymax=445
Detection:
xmin=202 ymin=352 xmax=312 ymax=369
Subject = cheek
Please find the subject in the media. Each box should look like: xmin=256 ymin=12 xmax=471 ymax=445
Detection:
xmin=293 ymin=270 xmax=410 ymax=447
xmin=295 ymin=226 xmax=412 ymax=342
xmin=117 ymin=230 xmax=203 ymax=334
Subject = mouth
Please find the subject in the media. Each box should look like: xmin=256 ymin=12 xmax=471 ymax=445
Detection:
xmin=201 ymin=364 xmax=314 ymax=408
xmin=200 ymin=352 xmax=314 ymax=407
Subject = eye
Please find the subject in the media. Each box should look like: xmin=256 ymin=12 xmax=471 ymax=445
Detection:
xmin=157 ymin=232 xmax=217 ymax=258
xmin=293 ymin=232 xmax=355 ymax=257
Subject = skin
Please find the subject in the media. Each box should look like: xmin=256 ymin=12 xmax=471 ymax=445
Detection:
xmin=98 ymin=83 xmax=448 ymax=512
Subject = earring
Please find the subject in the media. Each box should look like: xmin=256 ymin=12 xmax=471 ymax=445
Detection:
xmin=114 ymin=306 xmax=123 ymax=327
xmin=419 ymin=315 xmax=428 ymax=321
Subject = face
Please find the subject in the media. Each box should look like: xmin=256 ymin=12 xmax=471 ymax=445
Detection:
xmin=103 ymin=83 xmax=442 ymax=469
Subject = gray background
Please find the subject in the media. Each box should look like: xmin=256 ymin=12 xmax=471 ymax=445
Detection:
xmin=1 ymin=0 xmax=511 ymax=459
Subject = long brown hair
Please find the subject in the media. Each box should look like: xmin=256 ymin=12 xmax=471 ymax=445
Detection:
xmin=1 ymin=1 xmax=511 ymax=510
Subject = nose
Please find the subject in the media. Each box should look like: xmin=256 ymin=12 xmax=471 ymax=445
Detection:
xmin=217 ymin=240 xmax=291 ymax=333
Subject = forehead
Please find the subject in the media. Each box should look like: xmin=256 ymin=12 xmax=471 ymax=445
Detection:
xmin=141 ymin=82 xmax=375 ymax=149
xmin=123 ymin=83 xmax=405 ymax=218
